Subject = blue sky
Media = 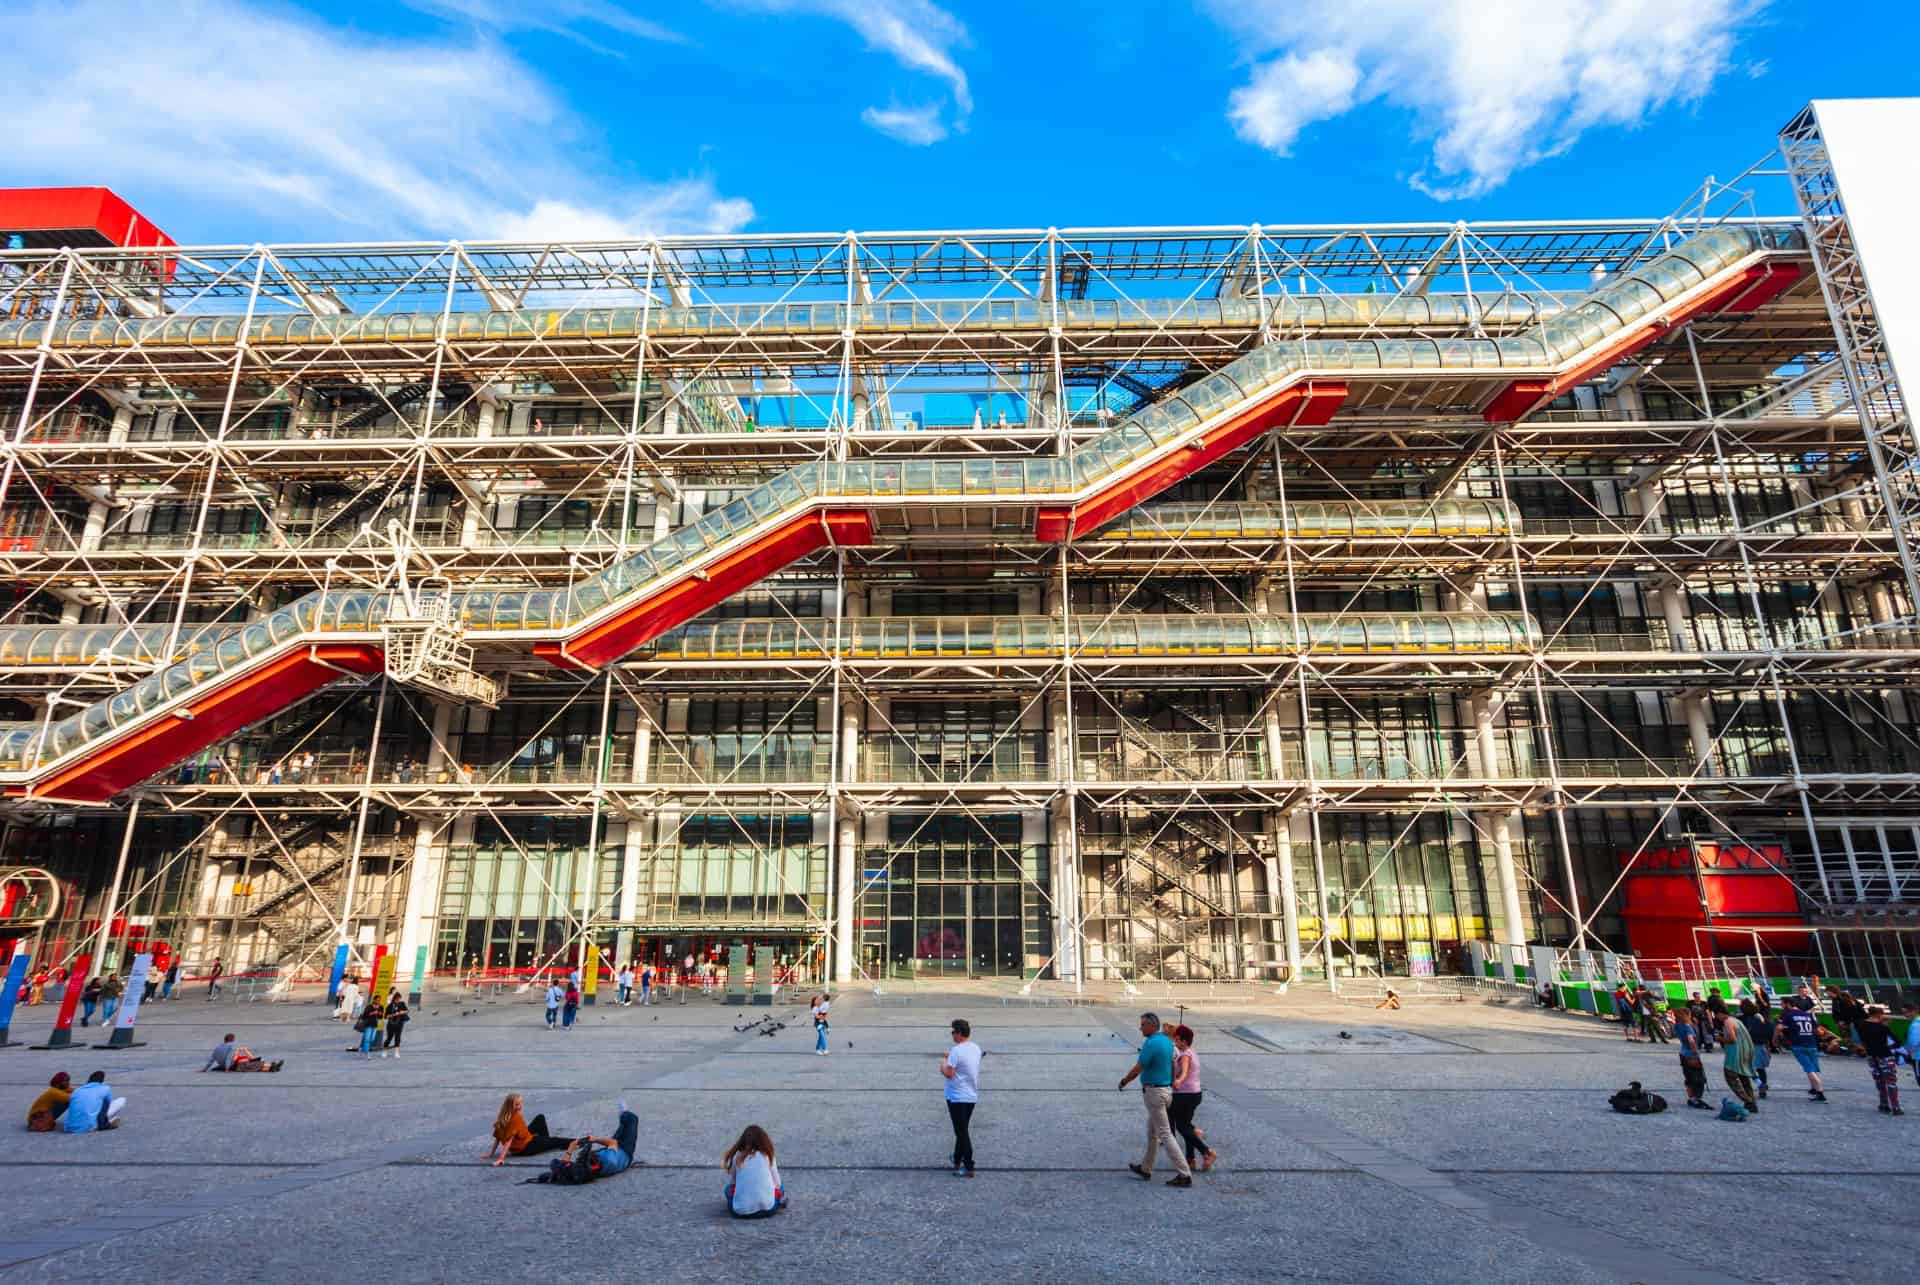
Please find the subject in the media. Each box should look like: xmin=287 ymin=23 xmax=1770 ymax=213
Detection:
xmin=3 ymin=0 xmax=1917 ymax=244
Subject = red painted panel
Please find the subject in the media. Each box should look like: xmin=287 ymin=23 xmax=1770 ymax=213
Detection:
xmin=1483 ymin=260 xmax=1802 ymax=424
xmin=1035 ymin=382 xmax=1347 ymax=542
xmin=32 ymin=643 xmax=381 ymax=803
xmin=559 ymin=510 xmax=873 ymax=669
xmin=0 ymin=187 xmax=176 ymax=275
xmin=1621 ymin=842 xmax=1808 ymax=957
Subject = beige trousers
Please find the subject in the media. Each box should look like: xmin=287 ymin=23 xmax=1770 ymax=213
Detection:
xmin=1140 ymin=1084 xmax=1193 ymax=1177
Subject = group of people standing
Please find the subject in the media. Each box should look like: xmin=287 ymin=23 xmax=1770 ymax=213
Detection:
xmin=1666 ymin=985 xmax=1917 ymax=1117
xmin=332 ymin=976 xmax=410 ymax=1057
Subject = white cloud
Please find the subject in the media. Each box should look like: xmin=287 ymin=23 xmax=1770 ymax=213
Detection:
xmin=0 ymin=0 xmax=752 ymax=243
xmin=737 ymin=0 xmax=972 ymax=143
xmin=1209 ymin=0 xmax=1765 ymax=199
xmin=1227 ymin=49 xmax=1361 ymax=155
xmin=860 ymin=103 xmax=949 ymax=146
xmin=404 ymin=0 xmax=686 ymax=50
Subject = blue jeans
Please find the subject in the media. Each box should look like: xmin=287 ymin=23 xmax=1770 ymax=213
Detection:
xmin=546 ymin=1007 xmax=558 ymax=1027
xmin=815 ymin=1020 xmax=828 ymax=1051
xmin=80 ymin=999 xmax=96 ymax=1026
xmin=101 ymin=997 xmax=119 ymax=1023
xmin=162 ymin=980 xmax=173 ymax=1000
xmin=640 ymin=983 xmax=650 ymax=1005
xmin=617 ymin=985 xmax=630 ymax=1003
xmin=562 ymin=1003 xmax=577 ymax=1029
xmin=359 ymin=1025 xmax=380 ymax=1054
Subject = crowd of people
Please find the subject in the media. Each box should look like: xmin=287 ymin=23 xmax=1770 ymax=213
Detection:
xmin=1614 ymin=980 xmax=1918 ymax=1117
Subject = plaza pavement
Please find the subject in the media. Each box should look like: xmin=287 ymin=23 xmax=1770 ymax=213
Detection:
xmin=0 ymin=978 xmax=1910 ymax=1282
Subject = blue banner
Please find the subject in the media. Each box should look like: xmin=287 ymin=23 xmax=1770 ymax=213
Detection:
xmin=410 ymin=946 xmax=428 ymax=1000
xmin=0 ymin=951 xmax=28 ymax=1036
xmin=327 ymin=943 xmax=350 ymax=1004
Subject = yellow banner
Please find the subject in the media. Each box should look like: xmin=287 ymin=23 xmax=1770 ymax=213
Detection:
xmin=371 ymin=950 xmax=397 ymax=1001
xmin=582 ymin=944 xmax=600 ymax=998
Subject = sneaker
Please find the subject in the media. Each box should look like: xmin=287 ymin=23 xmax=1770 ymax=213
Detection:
xmin=1128 ymin=1163 xmax=1152 ymax=1182
xmin=1894 ymin=1108 xmax=1905 ymax=1116
xmin=1880 ymin=1103 xmax=1893 ymax=1114
xmin=1686 ymin=1099 xmax=1711 ymax=1110
xmin=1166 ymin=1175 xmax=1193 ymax=1188
xmin=1813 ymin=1092 xmax=1829 ymax=1102
xmin=951 ymin=1166 xmax=966 ymax=1178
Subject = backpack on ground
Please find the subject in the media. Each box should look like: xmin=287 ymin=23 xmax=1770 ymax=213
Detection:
xmin=1715 ymin=1097 xmax=1749 ymax=1122
xmin=1608 ymin=1081 xmax=1668 ymax=1114
xmin=540 ymin=1146 xmax=604 ymax=1185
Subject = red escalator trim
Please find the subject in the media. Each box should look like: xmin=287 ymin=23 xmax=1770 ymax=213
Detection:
xmin=1035 ymin=381 xmax=1347 ymax=543
xmin=555 ymin=509 xmax=874 ymax=670
xmin=26 ymin=643 xmax=384 ymax=804
xmin=1483 ymin=260 xmax=1804 ymax=424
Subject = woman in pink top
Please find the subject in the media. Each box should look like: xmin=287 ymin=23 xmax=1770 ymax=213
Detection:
xmin=1168 ymin=1025 xmax=1217 ymax=1172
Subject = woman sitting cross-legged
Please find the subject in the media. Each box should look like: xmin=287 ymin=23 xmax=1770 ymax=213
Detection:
xmin=723 ymin=1124 xmax=788 ymax=1218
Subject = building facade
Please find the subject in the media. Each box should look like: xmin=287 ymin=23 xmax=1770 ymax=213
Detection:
xmin=2 ymin=108 xmax=1918 ymax=986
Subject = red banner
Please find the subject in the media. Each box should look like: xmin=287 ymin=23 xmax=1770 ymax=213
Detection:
xmin=50 ymin=951 xmax=91 ymax=1033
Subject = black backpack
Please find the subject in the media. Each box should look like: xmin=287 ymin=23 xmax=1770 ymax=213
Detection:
xmin=544 ymin=1146 xmax=604 ymax=1185
xmin=1608 ymin=1081 xmax=1668 ymax=1114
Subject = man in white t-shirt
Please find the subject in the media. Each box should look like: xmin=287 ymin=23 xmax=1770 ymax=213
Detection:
xmin=940 ymin=1018 xmax=982 ymax=1177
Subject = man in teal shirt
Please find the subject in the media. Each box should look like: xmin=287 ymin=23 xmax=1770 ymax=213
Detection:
xmin=1118 ymin=1012 xmax=1192 ymax=1186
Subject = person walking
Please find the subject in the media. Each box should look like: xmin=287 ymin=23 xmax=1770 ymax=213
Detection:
xmin=1720 ymin=1010 xmax=1759 ymax=1114
xmin=1859 ymin=1005 xmax=1904 ymax=1116
xmin=356 ymin=993 xmax=385 ymax=1059
xmin=545 ymin=978 xmax=564 ymax=1030
xmin=382 ymin=989 xmax=409 ymax=1058
xmin=206 ymin=959 xmax=224 ymax=999
xmin=616 ymin=965 xmax=633 ymax=1006
xmin=1169 ymin=1024 xmax=1219 ymax=1170
xmin=1778 ymin=997 xmax=1829 ymax=1102
xmin=1672 ymin=1005 xmax=1710 ymax=1109
xmin=100 ymin=972 xmax=124 ymax=1026
xmin=562 ymin=980 xmax=580 ymax=1031
xmin=79 ymin=976 xmax=102 ymax=1028
xmin=812 ymin=993 xmax=831 ymax=1055
xmin=1738 ymin=998 xmax=1774 ymax=1099
xmin=1117 ymin=1012 xmax=1193 ymax=1187
xmin=640 ymin=964 xmax=653 ymax=1007
xmin=940 ymin=1018 xmax=982 ymax=1178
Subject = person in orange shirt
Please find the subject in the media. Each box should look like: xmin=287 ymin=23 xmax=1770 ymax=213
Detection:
xmin=483 ymin=1092 xmax=573 ymax=1166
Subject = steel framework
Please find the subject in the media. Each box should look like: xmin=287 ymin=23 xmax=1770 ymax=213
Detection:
xmin=3 ymin=143 xmax=1919 ymax=987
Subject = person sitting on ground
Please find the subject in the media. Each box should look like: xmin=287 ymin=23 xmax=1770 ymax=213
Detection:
xmin=722 ymin=1124 xmax=787 ymax=1217
xmin=26 ymin=1073 xmax=71 ymax=1132
xmin=485 ymin=1092 xmax=573 ymax=1165
xmin=202 ymin=1033 xmax=283 ymax=1073
xmin=1376 ymin=989 xmax=1402 ymax=1011
xmin=62 ymin=1071 xmax=124 ymax=1133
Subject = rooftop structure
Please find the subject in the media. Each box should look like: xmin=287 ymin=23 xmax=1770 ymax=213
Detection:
xmin=2 ymin=104 xmax=1918 ymax=988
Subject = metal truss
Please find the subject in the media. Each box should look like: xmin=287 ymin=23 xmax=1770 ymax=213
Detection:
xmin=3 ymin=202 xmax=1918 ymax=986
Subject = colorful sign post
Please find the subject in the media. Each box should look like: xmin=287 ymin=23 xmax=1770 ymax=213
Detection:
xmin=97 ymin=951 xmax=151 ymax=1049
xmin=370 ymin=946 xmax=396 ymax=1004
xmin=0 ymin=949 xmax=29 ymax=1046
xmin=409 ymin=946 xmax=429 ymax=1005
xmin=581 ymin=945 xmax=600 ymax=1005
xmin=327 ymin=943 xmax=350 ymax=1005
xmin=29 ymin=951 xmax=90 ymax=1050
